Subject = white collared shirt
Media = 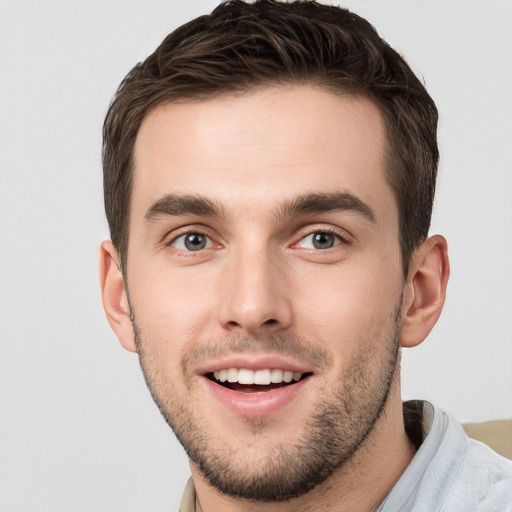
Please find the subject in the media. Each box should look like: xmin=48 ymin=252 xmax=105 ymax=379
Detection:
xmin=376 ymin=401 xmax=512 ymax=511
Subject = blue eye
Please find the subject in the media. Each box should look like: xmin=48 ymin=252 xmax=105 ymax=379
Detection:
xmin=171 ymin=233 xmax=212 ymax=251
xmin=298 ymin=231 xmax=341 ymax=250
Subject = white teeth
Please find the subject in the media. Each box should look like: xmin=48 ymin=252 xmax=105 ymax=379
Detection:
xmin=213 ymin=370 xmax=229 ymax=382
xmin=254 ymin=369 xmax=271 ymax=385
xmin=212 ymin=368 xmax=304 ymax=385
xmin=227 ymin=368 xmax=238 ymax=383
xmin=271 ymin=369 xmax=283 ymax=383
xmin=238 ymin=368 xmax=254 ymax=385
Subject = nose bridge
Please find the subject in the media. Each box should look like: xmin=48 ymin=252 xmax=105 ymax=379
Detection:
xmin=219 ymin=238 xmax=291 ymax=332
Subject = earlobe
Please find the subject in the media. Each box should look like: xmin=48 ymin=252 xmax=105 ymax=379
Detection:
xmin=99 ymin=240 xmax=137 ymax=353
xmin=400 ymin=235 xmax=450 ymax=348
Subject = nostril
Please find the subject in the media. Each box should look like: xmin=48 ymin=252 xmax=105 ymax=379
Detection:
xmin=224 ymin=316 xmax=283 ymax=331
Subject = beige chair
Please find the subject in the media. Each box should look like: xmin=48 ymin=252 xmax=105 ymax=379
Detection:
xmin=463 ymin=418 xmax=512 ymax=459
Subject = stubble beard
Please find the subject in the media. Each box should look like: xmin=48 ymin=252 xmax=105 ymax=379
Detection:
xmin=132 ymin=307 xmax=401 ymax=503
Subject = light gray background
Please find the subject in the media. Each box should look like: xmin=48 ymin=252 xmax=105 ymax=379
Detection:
xmin=0 ymin=1 xmax=511 ymax=510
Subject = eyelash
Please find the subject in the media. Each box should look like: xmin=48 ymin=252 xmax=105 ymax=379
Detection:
xmin=164 ymin=226 xmax=350 ymax=255
xmin=165 ymin=227 xmax=219 ymax=254
xmin=293 ymin=226 xmax=349 ymax=250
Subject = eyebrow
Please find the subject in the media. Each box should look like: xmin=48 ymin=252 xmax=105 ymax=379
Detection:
xmin=145 ymin=194 xmax=223 ymax=222
xmin=275 ymin=191 xmax=376 ymax=223
xmin=144 ymin=190 xmax=376 ymax=224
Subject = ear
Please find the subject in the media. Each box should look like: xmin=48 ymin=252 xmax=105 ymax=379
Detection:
xmin=400 ymin=235 xmax=450 ymax=348
xmin=99 ymin=240 xmax=137 ymax=352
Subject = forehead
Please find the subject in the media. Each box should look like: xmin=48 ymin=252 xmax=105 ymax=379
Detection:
xmin=131 ymin=86 xmax=394 ymax=223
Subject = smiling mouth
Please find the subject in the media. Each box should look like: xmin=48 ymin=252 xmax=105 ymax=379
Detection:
xmin=206 ymin=368 xmax=313 ymax=393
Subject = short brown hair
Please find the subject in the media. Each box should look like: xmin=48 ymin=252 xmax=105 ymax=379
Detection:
xmin=103 ymin=0 xmax=439 ymax=275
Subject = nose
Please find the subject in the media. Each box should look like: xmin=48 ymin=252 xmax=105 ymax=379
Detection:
xmin=218 ymin=246 xmax=293 ymax=334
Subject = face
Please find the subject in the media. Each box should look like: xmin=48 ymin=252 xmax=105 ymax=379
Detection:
xmin=126 ymin=86 xmax=404 ymax=500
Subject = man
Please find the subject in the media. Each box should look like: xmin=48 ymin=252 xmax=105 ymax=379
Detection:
xmin=99 ymin=1 xmax=512 ymax=510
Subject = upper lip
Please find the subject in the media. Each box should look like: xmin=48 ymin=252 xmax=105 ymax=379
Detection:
xmin=197 ymin=354 xmax=313 ymax=376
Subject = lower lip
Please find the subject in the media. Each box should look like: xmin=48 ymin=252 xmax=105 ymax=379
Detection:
xmin=202 ymin=376 xmax=310 ymax=418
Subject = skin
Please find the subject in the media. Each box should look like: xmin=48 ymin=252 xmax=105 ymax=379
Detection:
xmin=100 ymin=86 xmax=449 ymax=511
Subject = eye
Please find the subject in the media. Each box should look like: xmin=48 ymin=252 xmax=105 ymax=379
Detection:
xmin=170 ymin=232 xmax=213 ymax=252
xmin=297 ymin=231 xmax=342 ymax=250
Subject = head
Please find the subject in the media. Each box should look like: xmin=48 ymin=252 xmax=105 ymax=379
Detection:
xmin=103 ymin=0 xmax=439 ymax=277
xmin=100 ymin=0 xmax=449 ymax=504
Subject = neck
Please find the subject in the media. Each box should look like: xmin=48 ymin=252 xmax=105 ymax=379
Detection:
xmin=191 ymin=387 xmax=415 ymax=512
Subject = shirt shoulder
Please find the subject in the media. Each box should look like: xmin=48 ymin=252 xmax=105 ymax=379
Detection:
xmin=377 ymin=401 xmax=512 ymax=512
xmin=438 ymin=436 xmax=512 ymax=511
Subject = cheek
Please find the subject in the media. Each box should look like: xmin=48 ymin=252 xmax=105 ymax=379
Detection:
xmin=291 ymin=257 xmax=402 ymax=347
xmin=128 ymin=264 xmax=219 ymax=355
